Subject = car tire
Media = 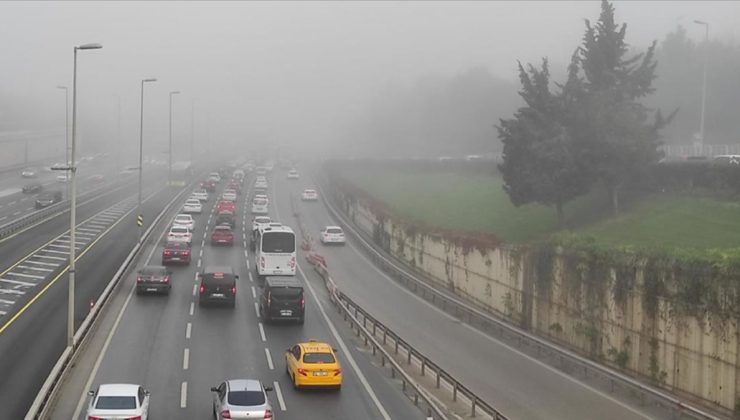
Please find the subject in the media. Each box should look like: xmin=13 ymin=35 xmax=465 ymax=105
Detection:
xmin=292 ymin=372 xmax=300 ymax=390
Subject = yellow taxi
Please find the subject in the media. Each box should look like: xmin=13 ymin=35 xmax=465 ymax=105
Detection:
xmin=285 ymin=340 xmax=343 ymax=389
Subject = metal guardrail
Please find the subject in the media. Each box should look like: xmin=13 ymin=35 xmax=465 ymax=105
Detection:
xmin=25 ymin=180 xmax=195 ymax=419
xmin=313 ymin=172 xmax=724 ymax=420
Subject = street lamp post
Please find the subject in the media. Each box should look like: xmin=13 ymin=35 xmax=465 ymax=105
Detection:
xmin=168 ymin=90 xmax=181 ymax=185
xmin=138 ymin=78 xmax=157 ymax=243
xmin=694 ymin=20 xmax=709 ymax=147
xmin=67 ymin=43 xmax=102 ymax=349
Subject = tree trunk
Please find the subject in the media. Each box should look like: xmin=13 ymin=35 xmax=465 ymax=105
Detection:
xmin=610 ymin=185 xmax=620 ymax=215
xmin=556 ymin=200 xmax=565 ymax=228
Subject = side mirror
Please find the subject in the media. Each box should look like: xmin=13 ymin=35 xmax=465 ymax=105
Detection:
xmin=87 ymin=390 xmax=95 ymax=396
xmin=210 ymin=387 xmax=219 ymax=392
xmin=333 ymin=348 xmax=338 ymax=353
xmin=145 ymin=390 xmax=150 ymax=396
xmin=235 ymin=275 xmax=239 ymax=280
xmin=264 ymin=386 xmax=274 ymax=392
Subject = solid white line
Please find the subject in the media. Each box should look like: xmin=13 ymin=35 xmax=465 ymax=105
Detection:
xmin=186 ymin=322 xmax=192 ymax=339
xmin=189 ymin=302 xmax=194 ymax=316
xmin=0 ymin=278 xmax=35 ymax=286
xmin=254 ymin=302 xmax=260 ymax=318
xmin=264 ymin=348 xmax=274 ymax=370
xmin=72 ymin=282 xmax=137 ymax=419
xmin=273 ymin=381 xmax=286 ymax=411
xmin=180 ymin=381 xmax=188 ymax=408
xmin=183 ymin=348 xmax=190 ymax=370
xmin=258 ymin=322 xmax=266 ymax=342
xmin=251 ymin=286 xmax=256 ymax=298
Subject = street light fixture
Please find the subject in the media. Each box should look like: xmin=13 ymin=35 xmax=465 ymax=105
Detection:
xmin=66 ymin=42 xmax=102 ymax=349
xmin=168 ymin=90 xmax=181 ymax=186
xmin=694 ymin=20 xmax=709 ymax=147
xmin=138 ymin=78 xmax=157 ymax=243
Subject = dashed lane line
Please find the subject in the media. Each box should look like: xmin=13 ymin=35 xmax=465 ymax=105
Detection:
xmin=258 ymin=322 xmax=266 ymax=342
xmin=273 ymin=381 xmax=286 ymax=411
xmin=264 ymin=348 xmax=274 ymax=370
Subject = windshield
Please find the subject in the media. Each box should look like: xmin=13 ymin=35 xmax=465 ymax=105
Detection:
xmin=95 ymin=396 xmax=137 ymax=409
xmin=228 ymin=390 xmax=265 ymax=406
xmin=271 ymin=287 xmax=302 ymax=300
xmin=327 ymin=228 xmax=343 ymax=234
xmin=261 ymin=232 xmax=295 ymax=253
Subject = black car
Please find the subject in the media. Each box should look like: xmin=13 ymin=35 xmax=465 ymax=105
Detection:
xmin=22 ymin=182 xmax=43 ymax=194
xmin=35 ymin=190 xmax=63 ymax=209
xmin=259 ymin=276 xmax=304 ymax=324
xmin=136 ymin=265 xmax=172 ymax=295
xmin=199 ymin=265 xmax=238 ymax=308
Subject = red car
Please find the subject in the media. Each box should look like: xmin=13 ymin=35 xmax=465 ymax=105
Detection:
xmin=201 ymin=179 xmax=217 ymax=192
xmin=162 ymin=240 xmax=191 ymax=265
xmin=211 ymin=225 xmax=234 ymax=246
xmin=216 ymin=200 xmax=236 ymax=214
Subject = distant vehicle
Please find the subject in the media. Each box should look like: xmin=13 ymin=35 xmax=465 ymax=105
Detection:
xmin=226 ymin=180 xmax=242 ymax=194
xmin=21 ymin=167 xmax=37 ymax=178
xmin=136 ymin=265 xmax=172 ymax=295
xmin=252 ymin=216 xmax=271 ymax=232
xmin=198 ymin=265 xmax=238 ymax=307
xmin=216 ymin=200 xmax=236 ymax=214
xmin=254 ymin=179 xmax=268 ymax=190
xmin=86 ymin=383 xmax=150 ymax=420
xmin=216 ymin=211 xmax=236 ymax=228
xmin=182 ymin=198 xmax=202 ymax=214
xmin=167 ymin=225 xmax=192 ymax=245
xmin=465 ymin=154 xmax=483 ymax=161
xmin=91 ymin=174 xmax=105 ymax=183
xmin=161 ymin=240 xmax=191 ymax=265
xmin=287 ymin=169 xmax=299 ymax=179
xmin=211 ymin=379 xmax=273 ymax=420
xmin=713 ymin=155 xmax=740 ymax=165
xmin=285 ymin=340 xmax=342 ymax=390
xmin=251 ymin=197 xmax=268 ymax=214
xmin=35 ymin=190 xmax=63 ymax=209
xmin=254 ymin=225 xmax=296 ymax=277
xmin=259 ymin=276 xmax=305 ymax=324
xmin=211 ymin=224 xmax=234 ymax=246
xmin=254 ymin=194 xmax=268 ymax=205
xmin=301 ymin=189 xmax=318 ymax=201
xmin=22 ymin=182 xmax=43 ymax=194
xmin=201 ymin=179 xmax=217 ymax=192
xmin=255 ymin=167 xmax=267 ymax=175
xmin=320 ymin=226 xmax=346 ymax=245
xmin=191 ymin=189 xmax=209 ymax=201
xmin=208 ymin=172 xmax=221 ymax=182
xmin=56 ymin=174 xmax=69 ymax=183
xmin=232 ymin=169 xmax=245 ymax=181
xmin=173 ymin=214 xmax=195 ymax=231
xmin=50 ymin=162 xmax=66 ymax=170
xmin=222 ymin=189 xmax=237 ymax=202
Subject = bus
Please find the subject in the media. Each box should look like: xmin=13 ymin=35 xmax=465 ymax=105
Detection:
xmin=254 ymin=225 xmax=296 ymax=279
xmin=170 ymin=161 xmax=194 ymax=187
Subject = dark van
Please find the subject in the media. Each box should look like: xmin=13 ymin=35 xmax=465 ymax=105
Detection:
xmin=198 ymin=265 xmax=238 ymax=308
xmin=259 ymin=276 xmax=304 ymax=324
xmin=35 ymin=190 xmax=63 ymax=209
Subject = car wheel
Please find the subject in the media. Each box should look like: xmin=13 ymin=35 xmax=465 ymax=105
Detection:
xmin=292 ymin=372 xmax=299 ymax=390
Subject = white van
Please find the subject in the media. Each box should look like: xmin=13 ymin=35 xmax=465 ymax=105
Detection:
xmin=251 ymin=197 xmax=268 ymax=214
xmin=255 ymin=225 xmax=296 ymax=278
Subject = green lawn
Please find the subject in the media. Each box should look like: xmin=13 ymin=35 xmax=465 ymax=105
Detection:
xmin=338 ymin=169 xmax=740 ymax=251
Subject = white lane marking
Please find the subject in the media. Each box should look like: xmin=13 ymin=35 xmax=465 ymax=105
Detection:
xmin=183 ymin=348 xmax=190 ymax=370
xmin=16 ymin=265 xmax=53 ymax=272
xmin=192 ymin=284 xmax=197 ymax=296
xmin=200 ymin=239 xmax=205 ymax=248
xmin=180 ymin=381 xmax=188 ymax=408
xmin=0 ymin=288 xmax=24 ymax=295
xmin=197 ymin=259 xmax=201 ymax=268
xmin=264 ymin=348 xmax=274 ymax=370
xmin=189 ymin=302 xmax=194 ymax=316
xmin=248 ymin=272 xmax=253 ymax=282
xmin=12 ymin=211 xmax=21 ymax=216
xmin=72 ymin=282 xmax=137 ymax=419
xmin=26 ymin=207 xmax=35 ymax=211
xmin=296 ymin=264 xmax=392 ymax=420
xmin=251 ymin=286 xmax=256 ymax=298
xmin=0 ymin=298 xmax=14 ymax=304
xmin=258 ymin=322 xmax=266 ymax=342
xmin=199 ymin=249 xmax=203 ymax=258
xmin=9 ymin=271 xmax=47 ymax=279
xmin=76 ymin=227 xmax=100 ymax=233
xmin=246 ymin=260 xmax=250 ymax=270
xmin=23 ymin=260 xmax=58 ymax=267
xmin=41 ymin=249 xmax=68 ymax=255
xmin=0 ymin=310 xmax=6 ymax=315
xmin=186 ymin=322 xmax=192 ymax=339
xmin=0 ymin=216 xmax=6 ymax=222
xmin=1 ymin=278 xmax=35 ymax=286
xmin=273 ymin=381 xmax=286 ymax=411
xmin=254 ymin=302 xmax=260 ymax=318
xmin=243 ymin=250 xmax=248 ymax=258
xmin=33 ymin=254 xmax=66 ymax=260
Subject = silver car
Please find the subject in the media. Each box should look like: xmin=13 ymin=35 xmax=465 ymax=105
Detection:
xmin=211 ymin=379 xmax=273 ymax=419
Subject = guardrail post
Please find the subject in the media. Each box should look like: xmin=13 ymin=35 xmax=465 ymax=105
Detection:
xmin=381 ymin=354 xmax=386 ymax=367
xmin=421 ymin=358 xmax=426 ymax=376
xmin=436 ymin=371 xmax=441 ymax=388
xmin=453 ymin=381 xmax=458 ymax=401
xmin=472 ymin=396 xmax=477 ymax=417
xmin=395 ymin=340 xmax=399 ymax=355
xmin=383 ymin=329 xmax=387 ymax=345
xmin=407 ymin=348 xmax=412 ymax=365
xmin=391 ymin=366 xmax=396 ymax=378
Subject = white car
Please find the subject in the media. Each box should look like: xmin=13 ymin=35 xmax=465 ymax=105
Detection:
xmin=233 ymin=169 xmax=245 ymax=180
xmin=182 ymin=199 xmax=202 ymax=214
xmin=191 ymin=189 xmax=209 ymax=201
xmin=321 ymin=226 xmax=346 ymax=244
xmin=168 ymin=225 xmax=192 ymax=244
xmin=251 ymin=198 xmax=268 ymax=214
xmin=254 ymin=193 xmax=268 ymax=204
xmin=252 ymin=216 xmax=271 ymax=231
xmin=254 ymin=180 xmax=268 ymax=190
xmin=56 ymin=174 xmax=69 ymax=183
xmin=222 ymin=189 xmax=237 ymax=202
xmin=21 ymin=167 xmax=37 ymax=178
xmin=287 ymin=169 xmax=299 ymax=179
xmin=208 ymin=172 xmax=221 ymax=182
xmin=173 ymin=214 xmax=195 ymax=231
xmin=86 ymin=383 xmax=150 ymax=420
xmin=301 ymin=189 xmax=318 ymax=201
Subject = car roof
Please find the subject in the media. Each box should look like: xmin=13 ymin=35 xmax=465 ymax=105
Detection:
xmin=97 ymin=383 xmax=140 ymax=396
xmin=298 ymin=340 xmax=334 ymax=353
xmin=175 ymin=214 xmax=192 ymax=218
xmin=303 ymin=188 xmax=316 ymax=192
xmin=324 ymin=226 xmax=342 ymax=230
xmin=226 ymin=379 xmax=262 ymax=392
xmin=261 ymin=225 xmax=294 ymax=234
xmin=214 ymin=224 xmax=232 ymax=230
xmin=265 ymin=276 xmax=302 ymax=288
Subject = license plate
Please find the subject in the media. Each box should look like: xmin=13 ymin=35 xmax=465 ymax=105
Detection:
xmin=212 ymin=293 xmax=224 ymax=297
xmin=171 ymin=257 xmax=180 ymax=261
xmin=147 ymin=288 xmax=157 ymax=292
xmin=280 ymin=310 xmax=292 ymax=316
xmin=313 ymin=371 xmax=327 ymax=376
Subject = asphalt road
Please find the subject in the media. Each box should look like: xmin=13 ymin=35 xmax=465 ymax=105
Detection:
xmin=271 ymin=169 xmax=672 ymax=420
xmin=66 ymin=172 xmax=424 ymax=419
xmin=0 ymin=170 xmax=177 ymax=419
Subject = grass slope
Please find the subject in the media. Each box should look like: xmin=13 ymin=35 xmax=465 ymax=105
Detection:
xmin=339 ymin=169 xmax=740 ymax=251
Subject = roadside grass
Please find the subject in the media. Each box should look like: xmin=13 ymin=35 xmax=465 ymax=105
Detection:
xmin=338 ymin=168 xmax=740 ymax=251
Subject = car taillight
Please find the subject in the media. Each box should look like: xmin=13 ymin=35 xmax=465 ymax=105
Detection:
xmin=297 ymin=368 xmax=308 ymax=376
xmin=164 ymin=276 xmax=170 ymax=283
xmin=333 ymin=368 xmax=342 ymax=376
xmin=136 ymin=276 xmax=142 ymax=283
xmin=221 ymin=410 xmax=232 ymax=419
xmin=300 ymin=296 xmax=305 ymax=309
xmin=260 ymin=256 xmax=265 ymax=268
xmin=264 ymin=409 xmax=273 ymax=419
xmin=199 ymin=285 xmax=205 ymax=294
xmin=163 ymin=250 xmax=171 ymax=256
xmin=182 ymin=250 xmax=189 ymax=256
xmin=231 ymin=286 xmax=236 ymax=295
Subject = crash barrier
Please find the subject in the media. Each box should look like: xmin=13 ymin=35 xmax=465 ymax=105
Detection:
xmin=313 ymin=173 xmax=722 ymax=420
xmin=25 ymin=178 xmax=197 ymax=419
xmin=0 ymin=178 xmax=131 ymax=241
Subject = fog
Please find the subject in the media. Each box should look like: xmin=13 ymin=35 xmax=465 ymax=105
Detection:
xmin=1 ymin=1 xmax=739 ymax=164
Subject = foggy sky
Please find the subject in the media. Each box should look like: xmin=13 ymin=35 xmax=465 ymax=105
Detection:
xmin=1 ymin=1 xmax=739 ymax=162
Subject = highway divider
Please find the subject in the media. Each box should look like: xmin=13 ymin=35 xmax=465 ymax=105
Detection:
xmin=312 ymin=171 xmax=721 ymax=420
xmin=25 ymin=179 xmax=196 ymax=419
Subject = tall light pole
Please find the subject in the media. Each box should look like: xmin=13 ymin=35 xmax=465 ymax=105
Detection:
xmin=138 ymin=78 xmax=157 ymax=243
xmin=694 ymin=20 xmax=709 ymax=148
xmin=56 ymin=86 xmax=69 ymax=167
xmin=168 ymin=90 xmax=180 ymax=185
xmin=67 ymin=43 xmax=102 ymax=349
